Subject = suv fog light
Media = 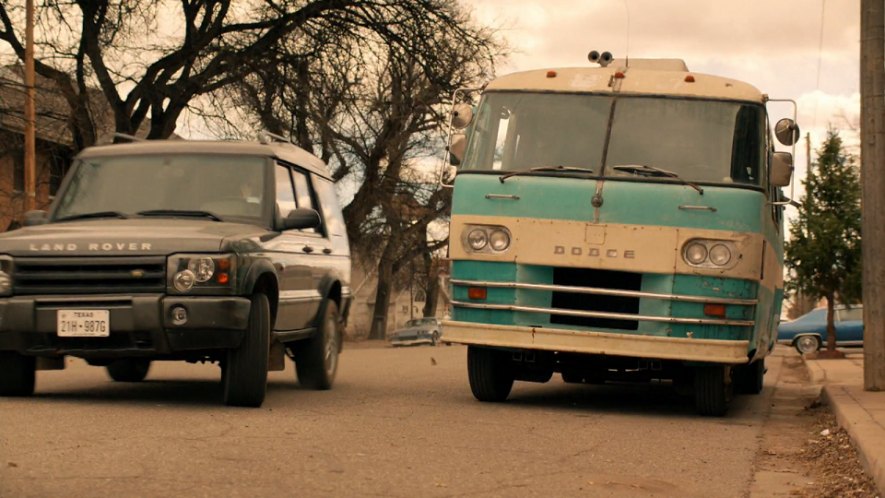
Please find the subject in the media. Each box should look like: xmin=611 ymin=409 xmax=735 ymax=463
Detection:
xmin=171 ymin=306 xmax=188 ymax=326
xmin=173 ymin=270 xmax=196 ymax=292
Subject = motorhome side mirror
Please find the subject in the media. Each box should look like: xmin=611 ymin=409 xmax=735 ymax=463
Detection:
xmin=775 ymin=118 xmax=800 ymax=146
xmin=451 ymin=104 xmax=474 ymax=130
xmin=23 ymin=210 xmax=48 ymax=227
xmin=280 ymin=207 xmax=321 ymax=231
xmin=771 ymin=152 xmax=794 ymax=187
xmin=448 ymin=133 xmax=467 ymax=166
xmin=443 ymin=165 xmax=458 ymax=183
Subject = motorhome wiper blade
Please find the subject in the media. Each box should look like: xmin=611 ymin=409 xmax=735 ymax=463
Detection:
xmin=499 ymin=166 xmax=595 ymax=183
xmin=137 ymin=209 xmax=223 ymax=221
xmin=611 ymin=164 xmax=704 ymax=195
xmin=56 ymin=211 xmax=129 ymax=222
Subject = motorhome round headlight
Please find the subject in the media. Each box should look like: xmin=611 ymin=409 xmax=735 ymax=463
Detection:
xmin=685 ymin=242 xmax=708 ymax=265
xmin=173 ymin=269 xmax=196 ymax=292
xmin=489 ymin=229 xmax=511 ymax=251
xmin=709 ymin=244 xmax=732 ymax=266
xmin=187 ymin=257 xmax=215 ymax=283
xmin=467 ymin=229 xmax=488 ymax=251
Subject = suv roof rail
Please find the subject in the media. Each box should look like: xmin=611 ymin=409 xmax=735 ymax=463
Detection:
xmin=113 ymin=132 xmax=145 ymax=143
xmin=257 ymin=131 xmax=296 ymax=146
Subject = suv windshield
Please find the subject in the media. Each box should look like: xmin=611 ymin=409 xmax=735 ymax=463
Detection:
xmin=462 ymin=92 xmax=766 ymax=186
xmin=54 ymin=154 xmax=268 ymax=223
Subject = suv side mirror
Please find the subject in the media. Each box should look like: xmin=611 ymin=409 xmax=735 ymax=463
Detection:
xmin=771 ymin=152 xmax=794 ymax=187
xmin=280 ymin=208 xmax=321 ymax=231
xmin=23 ymin=210 xmax=48 ymax=227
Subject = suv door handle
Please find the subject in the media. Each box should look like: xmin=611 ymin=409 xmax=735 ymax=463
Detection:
xmin=302 ymin=246 xmax=314 ymax=253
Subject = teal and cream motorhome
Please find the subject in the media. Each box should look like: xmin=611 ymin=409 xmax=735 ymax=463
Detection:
xmin=442 ymin=55 xmax=798 ymax=416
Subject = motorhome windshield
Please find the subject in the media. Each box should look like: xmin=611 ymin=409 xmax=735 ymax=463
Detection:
xmin=462 ymin=92 xmax=766 ymax=186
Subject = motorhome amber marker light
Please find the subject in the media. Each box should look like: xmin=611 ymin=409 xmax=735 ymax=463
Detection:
xmin=703 ymin=303 xmax=727 ymax=318
xmin=684 ymin=75 xmax=696 ymax=83
xmin=614 ymin=71 xmax=625 ymax=79
xmin=546 ymin=70 xmax=557 ymax=78
xmin=468 ymin=287 xmax=488 ymax=300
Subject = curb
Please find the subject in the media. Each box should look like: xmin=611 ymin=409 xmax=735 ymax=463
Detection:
xmin=801 ymin=355 xmax=885 ymax=495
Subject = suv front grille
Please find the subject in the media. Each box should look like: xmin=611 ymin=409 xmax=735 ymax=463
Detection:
xmin=13 ymin=256 xmax=166 ymax=295
xmin=550 ymin=267 xmax=642 ymax=330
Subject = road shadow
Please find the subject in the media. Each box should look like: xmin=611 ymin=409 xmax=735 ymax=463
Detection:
xmin=504 ymin=379 xmax=755 ymax=420
xmin=28 ymin=376 xmax=312 ymax=409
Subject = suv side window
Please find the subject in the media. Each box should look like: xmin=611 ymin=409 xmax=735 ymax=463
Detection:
xmin=313 ymin=177 xmax=346 ymax=237
xmin=275 ymin=164 xmax=297 ymax=220
xmin=291 ymin=169 xmax=319 ymax=234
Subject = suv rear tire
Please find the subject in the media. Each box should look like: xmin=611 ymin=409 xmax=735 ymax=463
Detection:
xmin=295 ymin=300 xmax=340 ymax=390
xmin=223 ymin=293 xmax=270 ymax=407
xmin=0 ymin=352 xmax=36 ymax=396
xmin=106 ymin=359 xmax=151 ymax=382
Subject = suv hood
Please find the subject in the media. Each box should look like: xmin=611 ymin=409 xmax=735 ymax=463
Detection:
xmin=0 ymin=219 xmax=270 ymax=256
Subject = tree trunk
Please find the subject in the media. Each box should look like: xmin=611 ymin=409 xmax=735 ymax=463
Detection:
xmin=826 ymin=295 xmax=837 ymax=352
xmin=368 ymin=258 xmax=394 ymax=340
xmin=422 ymin=252 xmax=440 ymax=318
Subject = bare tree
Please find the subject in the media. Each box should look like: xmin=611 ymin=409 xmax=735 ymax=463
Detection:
xmin=0 ymin=0 xmax=496 ymax=152
xmin=221 ymin=4 xmax=501 ymax=338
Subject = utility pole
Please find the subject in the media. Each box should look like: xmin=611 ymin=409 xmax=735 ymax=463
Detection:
xmin=862 ymin=0 xmax=885 ymax=390
xmin=24 ymin=0 xmax=37 ymax=212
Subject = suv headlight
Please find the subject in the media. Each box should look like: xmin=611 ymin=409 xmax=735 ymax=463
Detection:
xmin=462 ymin=225 xmax=512 ymax=253
xmin=167 ymin=254 xmax=236 ymax=294
xmin=682 ymin=240 xmax=738 ymax=269
xmin=0 ymin=255 xmax=12 ymax=296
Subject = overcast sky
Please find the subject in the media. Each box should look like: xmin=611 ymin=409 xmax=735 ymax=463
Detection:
xmin=467 ymin=0 xmax=863 ymax=194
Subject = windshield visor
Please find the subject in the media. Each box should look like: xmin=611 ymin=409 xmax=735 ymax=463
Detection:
xmin=53 ymin=154 xmax=268 ymax=223
xmin=462 ymin=92 xmax=766 ymax=186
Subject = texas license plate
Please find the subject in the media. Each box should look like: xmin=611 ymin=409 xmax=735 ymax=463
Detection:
xmin=57 ymin=310 xmax=110 ymax=337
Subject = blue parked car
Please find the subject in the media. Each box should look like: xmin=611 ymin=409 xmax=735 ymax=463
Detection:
xmin=777 ymin=305 xmax=864 ymax=354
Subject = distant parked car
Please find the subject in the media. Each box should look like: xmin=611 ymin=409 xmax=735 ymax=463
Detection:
xmin=389 ymin=318 xmax=442 ymax=347
xmin=777 ymin=306 xmax=864 ymax=354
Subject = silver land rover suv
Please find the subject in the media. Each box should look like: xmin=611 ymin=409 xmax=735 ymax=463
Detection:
xmin=0 ymin=138 xmax=351 ymax=407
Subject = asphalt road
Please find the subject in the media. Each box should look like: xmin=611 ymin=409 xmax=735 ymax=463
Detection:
xmin=1 ymin=343 xmax=789 ymax=497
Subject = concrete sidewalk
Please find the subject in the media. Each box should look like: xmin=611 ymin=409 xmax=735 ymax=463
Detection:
xmin=803 ymin=349 xmax=885 ymax=494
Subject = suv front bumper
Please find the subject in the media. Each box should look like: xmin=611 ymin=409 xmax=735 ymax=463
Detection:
xmin=0 ymin=294 xmax=250 ymax=358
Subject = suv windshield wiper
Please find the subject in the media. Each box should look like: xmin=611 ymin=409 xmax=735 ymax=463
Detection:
xmin=610 ymin=164 xmax=703 ymax=195
xmin=137 ymin=209 xmax=223 ymax=221
xmin=499 ymin=166 xmax=595 ymax=183
xmin=55 ymin=211 xmax=129 ymax=222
